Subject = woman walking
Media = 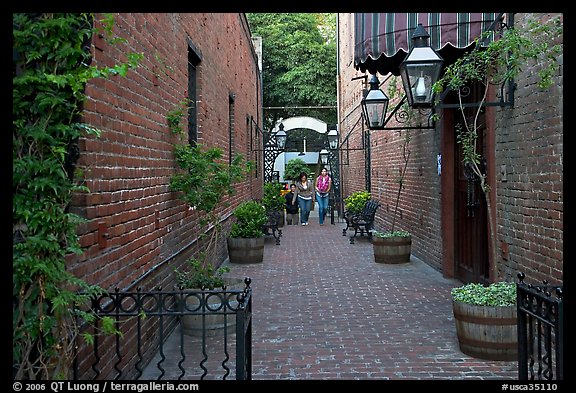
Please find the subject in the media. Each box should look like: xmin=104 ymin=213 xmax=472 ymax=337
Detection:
xmin=314 ymin=167 xmax=332 ymax=225
xmin=293 ymin=172 xmax=314 ymax=226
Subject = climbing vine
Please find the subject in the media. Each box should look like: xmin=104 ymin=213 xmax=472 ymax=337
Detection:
xmin=13 ymin=13 xmax=141 ymax=379
xmin=432 ymin=15 xmax=562 ymax=278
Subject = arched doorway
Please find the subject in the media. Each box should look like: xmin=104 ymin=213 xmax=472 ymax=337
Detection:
xmin=269 ymin=116 xmax=342 ymax=220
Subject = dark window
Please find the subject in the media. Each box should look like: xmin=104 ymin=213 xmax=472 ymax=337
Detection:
xmin=248 ymin=115 xmax=259 ymax=179
xmin=187 ymin=45 xmax=201 ymax=145
xmin=228 ymin=94 xmax=235 ymax=164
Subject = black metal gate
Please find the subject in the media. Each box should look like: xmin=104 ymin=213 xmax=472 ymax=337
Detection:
xmin=517 ymin=272 xmax=563 ymax=380
xmin=74 ymin=278 xmax=252 ymax=380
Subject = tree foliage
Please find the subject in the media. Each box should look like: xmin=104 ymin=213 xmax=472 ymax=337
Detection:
xmin=167 ymin=100 xmax=253 ymax=287
xmin=246 ymin=13 xmax=337 ymax=130
xmin=283 ymin=158 xmax=310 ymax=182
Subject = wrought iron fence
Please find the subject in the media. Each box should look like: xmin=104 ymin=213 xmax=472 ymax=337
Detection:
xmin=517 ymin=272 xmax=563 ymax=380
xmin=74 ymin=278 xmax=252 ymax=380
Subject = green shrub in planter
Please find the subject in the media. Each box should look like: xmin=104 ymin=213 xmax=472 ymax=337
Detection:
xmin=229 ymin=200 xmax=267 ymax=238
xmin=175 ymin=256 xmax=230 ymax=290
xmin=451 ymin=281 xmax=518 ymax=360
xmin=451 ymin=281 xmax=516 ymax=306
xmin=344 ymin=191 xmax=371 ymax=214
xmin=373 ymin=230 xmax=411 ymax=238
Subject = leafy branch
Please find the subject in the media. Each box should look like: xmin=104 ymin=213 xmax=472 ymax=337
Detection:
xmin=167 ymin=101 xmax=253 ymax=283
xmin=390 ymin=130 xmax=411 ymax=233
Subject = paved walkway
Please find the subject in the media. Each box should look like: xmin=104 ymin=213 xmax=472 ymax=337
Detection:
xmin=218 ymin=210 xmax=518 ymax=380
xmin=142 ymin=209 xmax=518 ymax=380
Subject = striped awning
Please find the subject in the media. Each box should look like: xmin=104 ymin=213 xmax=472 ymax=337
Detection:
xmin=354 ymin=13 xmax=503 ymax=76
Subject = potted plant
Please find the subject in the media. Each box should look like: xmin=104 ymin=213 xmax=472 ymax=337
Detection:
xmin=227 ymin=200 xmax=268 ymax=264
xmin=451 ymin=281 xmax=517 ymax=361
xmin=372 ymin=128 xmax=413 ymax=264
xmin=169 ymin=139 xmax=250 ymax=270
xmin=263 ymin=182 xmax=285 ymax=227
xmin=344 ymin=190 xmax=371 ymax=214
xmin=175 ymin=255 xmax=231 ymax=290
xmin=175 ymin=256 xmax=245 ymax=336
xmin=372 ymin=230 xmax=412 ymax=264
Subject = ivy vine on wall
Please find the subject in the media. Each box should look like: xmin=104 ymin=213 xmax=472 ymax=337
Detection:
xmin=13 ymin=13 xmax=141 ymax=379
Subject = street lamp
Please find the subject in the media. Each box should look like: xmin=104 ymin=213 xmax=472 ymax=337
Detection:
xmin=327 ymin=128 xmax=339 ymax=150
xmin=250 ymin=121 xmax=287 ymax=151
xmin=275 ymin=122 xmax=287 ymax=149
xmin=360 ymin=23 xmax=441 ymax=131
xmin=399 ymin=23 xmax=444 ymax=108
xmin=319 ymin=148 xmax=329 ymax=165
xmin=248 ymin=117 xmax=287 ymax=183
xmin=361 ymin=74 xmax=389 ymax=130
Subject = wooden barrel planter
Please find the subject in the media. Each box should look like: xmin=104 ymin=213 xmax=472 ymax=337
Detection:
xmin=373 ymin=234 xmax=411 ymax=264
xmin=452 ymin=300 xmax=518 ymax=361
xmin=227 ymin=237 xmax=265 ymax=264
xmin=181 ymin=278 xmax=245 ymax=337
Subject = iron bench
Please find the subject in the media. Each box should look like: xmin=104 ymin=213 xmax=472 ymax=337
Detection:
xmin=262 ymin=209 xmax=282 ymax=245
xmin=343 ymin=199 xmax=380 ymax=244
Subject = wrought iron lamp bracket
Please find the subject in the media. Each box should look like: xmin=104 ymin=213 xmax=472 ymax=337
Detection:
xmin=370 ymin=94 xmax=436 ymax=131
xmin=249 ymin=116 xmax=285 ymax=183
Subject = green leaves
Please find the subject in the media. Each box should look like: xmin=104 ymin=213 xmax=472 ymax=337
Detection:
xmin=344 ymin=191 xmax=371 ymax=214
xmin=433 ymin=16 xmax=562 ymax=97
xmin=263 ymin=182 xmax=285 ymax=212
xmin=451 ymin=282 xmax=516 ymax=306
xmin=229 ymin=201 xmax=268 ymax=239
xmin=373 ymin=230 xmax=410 ymax=238
xmin=175 ymin=257 xmax=231 ymax=290
xmin=13 ymin=13 xmax=141 ymax=379
xmin=170 ymin=143 xmax=251 ymax=214
xmin=284 ymin=158 xmax=309 ymax=182
xmin=246 ymin=13 xmax=337 ymax=129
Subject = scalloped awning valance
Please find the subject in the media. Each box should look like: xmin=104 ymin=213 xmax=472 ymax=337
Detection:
xmin=354 ymin=13 xmax=503 ymax=76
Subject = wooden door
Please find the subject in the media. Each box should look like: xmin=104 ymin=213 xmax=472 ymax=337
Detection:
xmin=454 ymin=110 xmax=489 ymax=284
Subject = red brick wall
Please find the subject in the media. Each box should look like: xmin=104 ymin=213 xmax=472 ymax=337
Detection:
xmin=365 ymin=78 xmax=444 ymax=272
xmin=338 ymin=13 xmax=443 ymax=271
xmin=68 ymin=13 xmax=263 ymax=292
xmin=494 ymin=13 xmax=563 ymax=285
xmin=337 ymin=14 xmax=370 ymax=199
xmin=337 ymin=13 xmax=563 ymax=281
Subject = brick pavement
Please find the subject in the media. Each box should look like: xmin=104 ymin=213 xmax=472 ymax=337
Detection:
xmin=143 ymin=211 xmax=519 ymax=380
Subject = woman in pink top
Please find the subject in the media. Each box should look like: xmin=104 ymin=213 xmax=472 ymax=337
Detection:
xmin=314 ymin=168 xmax=332 ymax=225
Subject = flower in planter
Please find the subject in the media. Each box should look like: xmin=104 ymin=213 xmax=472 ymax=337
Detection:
xmin=263 ymin=182 xmax=286 ymax=212
xmin=344 ymin=190 xmax=371 ymax=214
xmin=451 ymin=281 xmax=516 ymax=306
xmin=451 ymin=281 xmax=518 ymax=360
xmin=372 ymin=230 xmax=411 ymax=238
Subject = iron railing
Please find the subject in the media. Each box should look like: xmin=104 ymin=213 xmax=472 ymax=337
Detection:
xmin=74 ymin=278 xmax=252 ymax=380
xmin=517 ymin=272 xmax=563 ymax=380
